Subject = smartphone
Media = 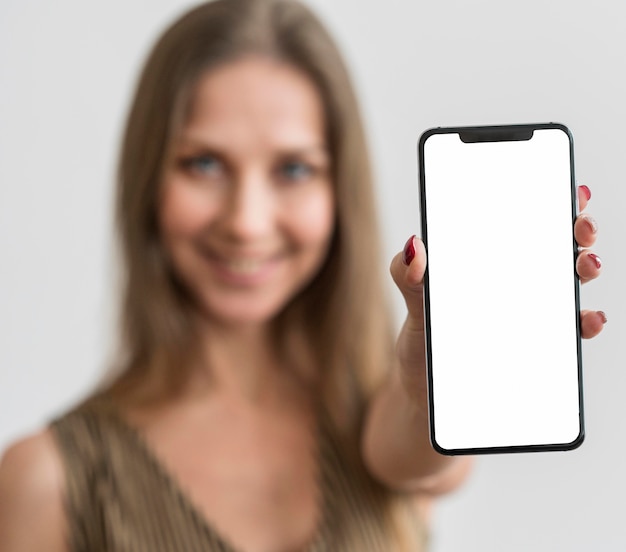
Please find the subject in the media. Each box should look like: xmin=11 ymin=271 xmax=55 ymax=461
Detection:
xmin=418 ymin=123 xmax=583 ymax=455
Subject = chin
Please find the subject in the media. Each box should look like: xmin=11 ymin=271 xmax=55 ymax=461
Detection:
xmin=198 ymin=294 xmax=290 ymax=328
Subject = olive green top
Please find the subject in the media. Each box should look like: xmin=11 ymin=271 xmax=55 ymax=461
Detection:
xmin=50 ymin=397 xmax=426 ymax=551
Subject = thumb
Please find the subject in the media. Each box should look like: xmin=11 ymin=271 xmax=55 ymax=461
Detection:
xmin=390 ymin=235 xmax=427 ymax=325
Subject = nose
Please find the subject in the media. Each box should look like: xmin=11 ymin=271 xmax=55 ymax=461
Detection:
xmin=221 ymin=170 xmax=274 ymax=241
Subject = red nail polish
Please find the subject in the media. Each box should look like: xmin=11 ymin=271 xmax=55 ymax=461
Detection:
xmin=403 ymin=235 xmax=416 ymax=266
xmin=579 ymin=185 xmax=591 ymax=201
xmin=598 ymin=311 xmax=607 ymax=324
xmin=588 ymin=253 xmax=602 ymax=269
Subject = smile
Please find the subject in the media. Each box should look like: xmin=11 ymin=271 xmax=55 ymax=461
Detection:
xmin=199 ymin=247 xmax=285 ymax=286
xmin=223 ymin=258 xmax=268 ymax=274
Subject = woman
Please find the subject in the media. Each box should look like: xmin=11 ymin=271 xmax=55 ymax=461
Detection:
xmin=0 ymin=0 xmax=605 ymax=550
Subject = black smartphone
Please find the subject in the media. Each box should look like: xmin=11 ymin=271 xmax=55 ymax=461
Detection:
xmin=418 ymin=123 xmax=583 ymax=455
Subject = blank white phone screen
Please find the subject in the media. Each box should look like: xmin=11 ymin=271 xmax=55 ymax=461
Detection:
xmin=422 ymin=128 xmax=582 ymax=452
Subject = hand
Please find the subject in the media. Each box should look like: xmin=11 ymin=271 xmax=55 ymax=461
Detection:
xmin=390 ymin=184 xmax=606 ymax=397
xmin=574 ymin=185 xmax=605 ymax=337
xmin=389 ymin=234 xmax=428 ymax=399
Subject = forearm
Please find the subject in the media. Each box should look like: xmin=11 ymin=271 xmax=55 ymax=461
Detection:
xmin=372 ymin=240 xmax=472 ymax=493
xmin=362 ymin=366 xmax=472 ymax=494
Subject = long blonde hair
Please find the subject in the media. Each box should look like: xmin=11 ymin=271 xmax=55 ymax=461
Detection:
xmin=110 ymin=0 xmax=419 ymax=547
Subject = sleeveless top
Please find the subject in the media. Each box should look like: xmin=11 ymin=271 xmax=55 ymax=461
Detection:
xmin=50 ymin=397 xmax=427 ymax=551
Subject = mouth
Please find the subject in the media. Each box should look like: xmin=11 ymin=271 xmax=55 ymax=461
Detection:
xmin=199 ymin=247 xmax=285 ymax=285
xmin=222 ymin=257 xmax=269 ymax=275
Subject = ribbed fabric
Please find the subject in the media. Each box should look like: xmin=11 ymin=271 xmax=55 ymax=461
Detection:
xmin=50 ymin=397 xmax=426 ymax=551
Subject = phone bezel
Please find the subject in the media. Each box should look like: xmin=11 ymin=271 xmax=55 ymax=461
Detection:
xmin=417 ymin=123 xmax=584 ymax=455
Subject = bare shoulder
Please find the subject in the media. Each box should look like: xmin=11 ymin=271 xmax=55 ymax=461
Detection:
xmin=0 ymin=430 xmax=68 ymax=552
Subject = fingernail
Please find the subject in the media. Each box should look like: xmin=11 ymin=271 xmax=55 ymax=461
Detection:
xmin=579 ymin=185 xmax=591 ymax=201
xmin=403 ymin=235 xmax=416 ymax=266
xmin=588 ymin=253 xmax=602 ymax=269
xmin=581 ymin=215 xmax=598 ymax=234
xmin=597 ymin=311 xmax=607 ymax=324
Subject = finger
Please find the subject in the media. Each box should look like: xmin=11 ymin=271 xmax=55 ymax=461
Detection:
xmin=580 ymin=309 xmax=607 ymax=339
xmin=390 ymin=235 xmax=427 ymax=324
xmin=574 ymin=213 xmax=598 ymax=248
xmin=578 ymin=185 xmax=591 ymax=212
xmin=576 ymin=250 xmax=602 ymax=284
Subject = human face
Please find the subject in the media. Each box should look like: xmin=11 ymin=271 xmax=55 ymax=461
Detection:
xmin=159 ymin=57 xmax=335 ymax=328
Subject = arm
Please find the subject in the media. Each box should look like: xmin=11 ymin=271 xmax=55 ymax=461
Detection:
xmin=362 ymin=236 xmax=472 ymax=495
xmin=0 ymin=430 xmax=68 ymax=552
xmin=363 ymin=186 xmax=604 ymax=493
xmin=363 ymin=358 xmax=473 ymax=495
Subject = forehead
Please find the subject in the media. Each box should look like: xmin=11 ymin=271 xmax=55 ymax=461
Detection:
xmin=180 ymin=56 xmax=326 ymax=149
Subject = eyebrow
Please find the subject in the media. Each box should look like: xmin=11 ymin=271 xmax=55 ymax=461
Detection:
xmin=175 ymin=136 xmax=329 ymax=158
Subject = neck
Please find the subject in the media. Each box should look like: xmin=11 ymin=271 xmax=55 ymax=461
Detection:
xmin=188 ymin=318 xmax=313 ymax=405
xmin=110 ymin=312 xmax=319 ymax=409
xmin=205 ymin=322 xmax=274 ymax=396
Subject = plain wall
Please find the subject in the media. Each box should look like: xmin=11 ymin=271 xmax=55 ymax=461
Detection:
xmin=1 ymin=1 xmax=623 ymax=550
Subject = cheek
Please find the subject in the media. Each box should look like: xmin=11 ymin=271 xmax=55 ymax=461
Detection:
xmin=159 ymin=179 xmax=217 ymax=239
xmin=288 ymin=189 xmax=335 ymax=246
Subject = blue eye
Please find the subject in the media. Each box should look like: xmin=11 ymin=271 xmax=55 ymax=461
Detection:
xmin=181 ymin=154 xmax=222 ymax=176
xmin=278 ymin=161 xmax=314 ymax=182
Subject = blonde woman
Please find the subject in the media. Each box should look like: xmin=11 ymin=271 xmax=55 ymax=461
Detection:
xmin=0 ymin=0 xmax=604 ymax=550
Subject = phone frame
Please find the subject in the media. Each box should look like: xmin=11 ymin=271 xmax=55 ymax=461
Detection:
xmin=418 ymin=122 xmax=584 ymax=455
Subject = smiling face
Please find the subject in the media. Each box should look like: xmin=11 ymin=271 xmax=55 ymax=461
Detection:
xmin=158 ymin=57 xmax=335 ymax=328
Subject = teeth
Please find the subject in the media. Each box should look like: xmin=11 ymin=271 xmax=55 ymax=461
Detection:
xmin=226 ymin=259 xmax=263 ymax=274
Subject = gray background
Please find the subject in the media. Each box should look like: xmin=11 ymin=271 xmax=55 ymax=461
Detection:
xmin=1 ymin=1 xmax=623 ymax=550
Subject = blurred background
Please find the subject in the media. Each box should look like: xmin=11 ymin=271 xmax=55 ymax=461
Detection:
xmin=1 ymin=1 xmax=623 ymax=550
